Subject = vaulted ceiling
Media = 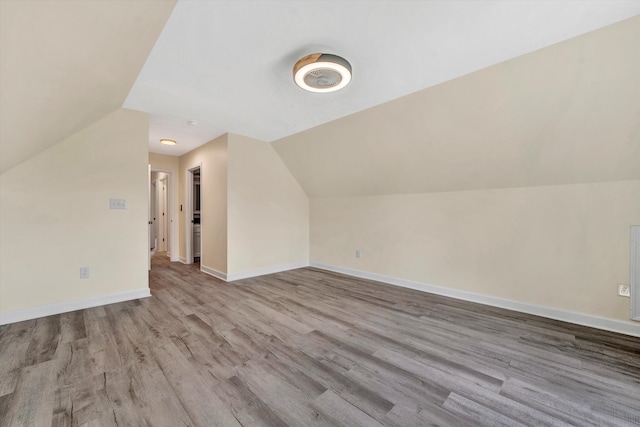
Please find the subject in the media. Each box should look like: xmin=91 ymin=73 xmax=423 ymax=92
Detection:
xmin=1 ymin=1 xmax=639 ymax=174
xmin=273 ymin=16 xmax=640 ymax=197
xmin=0 ymin=0 xmax=176 ymax=173
xmin=125 ymin=0 xmax=640 ymax=156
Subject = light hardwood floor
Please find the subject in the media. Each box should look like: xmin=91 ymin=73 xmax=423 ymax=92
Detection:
xmin=1 ymin=253 xmax=639 ymax=426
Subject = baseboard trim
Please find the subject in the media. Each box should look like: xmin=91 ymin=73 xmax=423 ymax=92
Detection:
xmin=0 ymin=288 xmax=151 ymax=326
xmin=310 ymin=262 xmax=640 ymax=338
xmin=201 ymin=264 xmax=227 ymax=281
xmin=201 ymin=261 xmax=309 ymax=282
xmin=227 ymin=261 xmax=310 ymax=282
xmin=178 ymin=257 xmax=187 ymax=264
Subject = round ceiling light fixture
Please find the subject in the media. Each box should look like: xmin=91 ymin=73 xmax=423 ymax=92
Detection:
xmin=160 ymin=139 xmax=177 ymax=145
xmin=293 ymin=53 xmax=352 ymax=93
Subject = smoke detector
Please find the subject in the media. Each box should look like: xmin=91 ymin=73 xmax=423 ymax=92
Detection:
xmin=293 ymin=53 xmax=352 ymax=93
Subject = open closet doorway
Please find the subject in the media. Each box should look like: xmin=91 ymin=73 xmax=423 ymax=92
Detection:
xmin=185 ymin=165 xmax=202 ymax=265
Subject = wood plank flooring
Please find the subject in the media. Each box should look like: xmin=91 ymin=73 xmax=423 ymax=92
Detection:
xmin=1 ymin=253 xmax=639 ymax=426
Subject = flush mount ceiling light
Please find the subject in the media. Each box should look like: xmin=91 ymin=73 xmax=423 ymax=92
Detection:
xmin=160 ymin=139 xmax=177 ymax=145
xmin=293 ymin=53 xmax=352 ymax=93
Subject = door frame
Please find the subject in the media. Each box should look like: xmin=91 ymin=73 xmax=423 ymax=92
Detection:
xmin=185 ymin=163 xmax=202 ymax=265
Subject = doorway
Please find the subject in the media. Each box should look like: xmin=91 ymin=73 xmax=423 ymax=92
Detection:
xmin=185 ymin=165 xmax=202 ymax=265
xmin=149 ymin=168 xmax=177 ymax=269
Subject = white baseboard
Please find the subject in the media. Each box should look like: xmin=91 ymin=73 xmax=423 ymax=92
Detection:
xmin=201 ymin=264 xmax=227 ymax=281
xmin=310 ymin=262 xmax=640 ymax=338
xmin=178 ymin=256 xmax=187 ymax=264
xmin=201 ymin=261 xmax=309 ymax=282
xmin=0 ymin=288 xmax=151 ymax=326
xmin=227 ymin=261 xmax=310 ymax=282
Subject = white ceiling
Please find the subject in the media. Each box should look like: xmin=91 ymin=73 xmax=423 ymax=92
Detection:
xmin=123 ymin=1 xmax=640 ymax=157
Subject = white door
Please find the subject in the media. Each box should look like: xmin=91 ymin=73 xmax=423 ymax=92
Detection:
xmin=158 ymin=177 xmax=168 ymax=252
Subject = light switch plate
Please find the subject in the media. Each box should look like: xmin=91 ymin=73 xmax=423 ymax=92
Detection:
xmin=110 ymin=198 xmax=127 ymax=209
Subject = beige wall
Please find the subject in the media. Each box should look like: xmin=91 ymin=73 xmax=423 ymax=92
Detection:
xmin=149 ymin=152 xmax=179 ymax=173
xmin=311 ymin=181 xmax=640 ymax=323
xmin=270 ymin=18 xmax=640 ymax=328
xmin=0 ymin=0 xmax=176 ymax=173
xmin=227 ymin=134 xmax=309 ymax=277
xmin=172 ymin=133 xmax=309 ymax=278
xmin=178 ymin=134 xmax=228 ymax=272
xmin=0 ymin=108 xmax=150 ymax=314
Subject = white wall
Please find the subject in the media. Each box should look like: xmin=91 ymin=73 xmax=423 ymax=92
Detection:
xmin=227 ymin=134 xmax=309 ymax=279
xmin=311 ymin=180 xmax=640 ymax=325
xmin=0 ymin=109 xmax=150 ymax=321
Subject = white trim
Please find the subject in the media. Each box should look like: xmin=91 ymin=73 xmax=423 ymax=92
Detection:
xmin=201 ymin=261 xmax=309 ymax=282
xmin=310 ymin=262 xmax=640 ymax=338
xmin=178 ymin=256 xmax=187 ymax=264
xmin=227 ymin=261 xmax=309 ymax=282
xmin=201 ymin=264 xmax=227 ymax=281
xmin=0 ymin=289 xmax=151 ymax=326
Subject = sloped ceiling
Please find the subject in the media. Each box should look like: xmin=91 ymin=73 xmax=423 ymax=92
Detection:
xmin=272 ymin=17 xmax=640 ymax=197
xmin=124 ymin=0 xmax=640 ymax=157
xmin=0 ymin=0 xmax=176 ymax=173
xmin=2 ymin=1 xmax=638 ymax=176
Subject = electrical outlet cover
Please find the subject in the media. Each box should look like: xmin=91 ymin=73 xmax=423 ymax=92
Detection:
xmin=618 ymin=284 xmax=630 ymax=297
